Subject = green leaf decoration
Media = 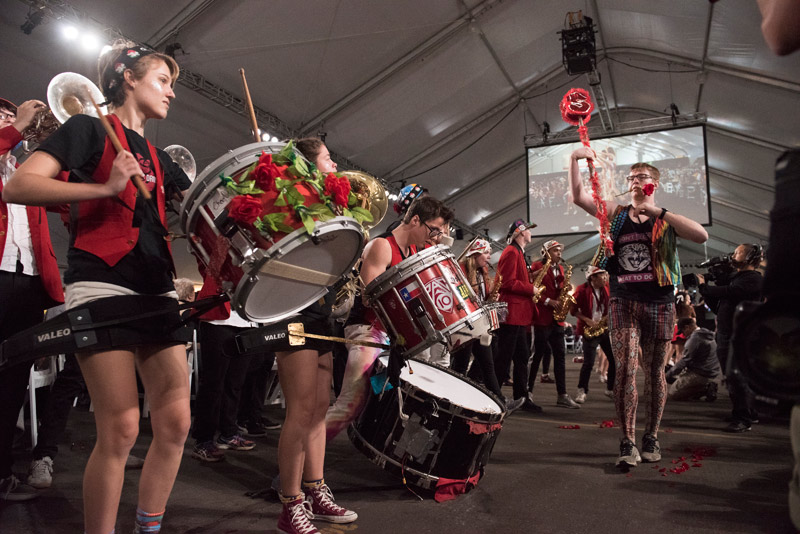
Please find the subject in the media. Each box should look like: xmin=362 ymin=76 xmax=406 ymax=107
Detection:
xmin=275 ymin=178 xmax=293 ymax=189
xmin=297 ymin=209 xmax=317 ymax=234
xmin=293 ymin=157 xmax=309 ymax=176
xmin=274 ymin=192 xmax=287 ymax=207
xmin=350 ymin=206 xmax=374 ymax=223
xmin=239 ymin=161 xmax=257 ymax=182
xmin=286 ymin=186 xmax=305 ymax=208
xmin=348 ymin=191 xmax=358 ymax=206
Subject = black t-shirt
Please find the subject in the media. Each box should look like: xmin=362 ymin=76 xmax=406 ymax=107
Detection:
xmin=37 ymin=114 xmax=191 ymax=293
xmin=608 ymin=213 xmax=674 ymax=303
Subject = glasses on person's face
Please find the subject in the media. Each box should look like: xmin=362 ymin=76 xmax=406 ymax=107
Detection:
xmin=0 ymin=112 xmax=16 ymax=122
xmin=423 ymin=222 xmax=443 ymax=238
xmin=626 ymin=173 xmax=653 ymax=183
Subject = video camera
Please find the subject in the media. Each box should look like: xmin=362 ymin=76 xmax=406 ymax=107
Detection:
xmin=683 ymin=255 xmax=736 ymax=287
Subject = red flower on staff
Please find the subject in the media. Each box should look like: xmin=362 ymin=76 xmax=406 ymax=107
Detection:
xmin=642 ymin=183 xmax=655 ymax=196
xmin=252 ymin=152 xmax=285 ymax=192
xmin=324 ymin=174 xmax=351 ymax=206
xmin=228 ymin=194 xmax=263 ymax=224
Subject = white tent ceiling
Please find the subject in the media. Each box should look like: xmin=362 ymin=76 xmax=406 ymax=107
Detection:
xmin=2 ymin=0 xmax=798 ymax=286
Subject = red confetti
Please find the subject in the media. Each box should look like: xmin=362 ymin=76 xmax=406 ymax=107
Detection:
xmin=664 ymin=428 xmax=673 ymax=433
xmin=557 ymin=425 xmax=581 ymax=430
xmin=692 ymin=463 xmax=703 ymax=468
xmin=599 ymin=420 xmax=615 ymax=428
xmin=626 ymin=473 xmax=633 ymax=478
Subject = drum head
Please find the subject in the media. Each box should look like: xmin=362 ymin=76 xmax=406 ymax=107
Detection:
xmin=235 ymin=218 xmax=364 ymax=323
xmin=378 ymin=356 xmax=502 ymax=414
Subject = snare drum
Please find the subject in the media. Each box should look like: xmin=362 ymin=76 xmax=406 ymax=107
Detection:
xmin=365 ymin=245 xmax=495 ymax=357
xmin=348 ymin=356 xmax=505 ymax=490
xmin=180 ymin=142 xmax=364 ymax=323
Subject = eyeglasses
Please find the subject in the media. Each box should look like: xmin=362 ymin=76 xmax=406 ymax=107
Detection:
xmin=626 ymin=173 xmax=653 ymax=182
xmin=0 ymin=112 xmax=16 ymax=122
xmin=423 ymin=222 xmax=443 ymax=238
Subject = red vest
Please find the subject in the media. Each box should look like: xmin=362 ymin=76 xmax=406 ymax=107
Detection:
xmin=73 ymin=114 xmax=169 ymax=267
xmin=0 ymin=125 xmax=64 ymax=305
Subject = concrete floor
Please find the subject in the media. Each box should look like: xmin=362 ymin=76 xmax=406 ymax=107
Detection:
xmin=1 ymin=359 xmax=795 ymax=534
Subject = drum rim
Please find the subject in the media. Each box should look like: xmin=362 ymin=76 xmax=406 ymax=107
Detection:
xmin=233 ymin=217 xmax=364 ymax=323
xmin=377 ymin=356 xmax=505 ymax=421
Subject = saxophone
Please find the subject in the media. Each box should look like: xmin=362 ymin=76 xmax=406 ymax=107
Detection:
xmin=552 ymin=264 xmax=576 ymax=322
xmin=488 ymin=271 xmax=502 ymax=303
xmin=583 ymin=316 xmax=608 ymax=338
xmin=531 ymin=256 xmax=552 ymax=304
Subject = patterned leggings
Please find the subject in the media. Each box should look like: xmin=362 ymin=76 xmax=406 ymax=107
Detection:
xmin=610 ymin=298 xmax=674 ymax=442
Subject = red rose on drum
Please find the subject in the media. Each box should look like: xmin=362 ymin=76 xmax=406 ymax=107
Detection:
xmin=642 ymin=183 xmax=655 ymax=196
xmin=228 ymin=194 xmax=264 ymax=224
xmin=324 ymin=174 xmax=351 ymax=206
xmin=252 ymin=152 xmax=285 ymax=192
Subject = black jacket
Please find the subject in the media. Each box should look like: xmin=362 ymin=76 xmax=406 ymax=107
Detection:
xmin=698 ymin=269 xmax=763 ymax=336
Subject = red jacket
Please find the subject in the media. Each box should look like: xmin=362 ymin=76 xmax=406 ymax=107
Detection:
xmin=497 ymin=244 xmax=536 ymax=326
xmin=531 ymin=260 xmax=566 ymax=327
xmin=0 ymin=125 xmax=64 ymax=305
xmin=570 ymin=281 xmax=609 ymax=337
xmin=72 ymin=114 xmax=169 ymax=267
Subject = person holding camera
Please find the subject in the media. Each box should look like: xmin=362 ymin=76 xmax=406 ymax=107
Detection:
xmin=697 ymin=243 xmax=764 ymax=433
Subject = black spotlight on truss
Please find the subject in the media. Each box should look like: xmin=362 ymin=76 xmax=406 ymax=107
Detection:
xmin=559 ymin=11 xmax=596 ymax=76
xmin=20 ymin=6 xmax=46 ymax=35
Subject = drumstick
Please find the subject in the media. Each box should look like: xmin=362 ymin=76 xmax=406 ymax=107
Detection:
xmin=85 ymin=88 xmax=152 ymax=200
xmin=239 ymin=68 xmax=261 ymax=143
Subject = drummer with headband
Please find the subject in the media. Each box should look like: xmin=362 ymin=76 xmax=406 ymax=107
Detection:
xmin=383 ymin=183 xmax=428 ymax=234
xmin=5 ymin=40 xmax=191 ymax=533
xmin=325 ymin=196 xmax=454 ymax=439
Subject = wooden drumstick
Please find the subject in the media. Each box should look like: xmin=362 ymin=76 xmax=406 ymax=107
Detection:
xmin=239 ymin=68 xmax=261 ymax=143
xmin=85 ymin=88 xmax=152 ymax=200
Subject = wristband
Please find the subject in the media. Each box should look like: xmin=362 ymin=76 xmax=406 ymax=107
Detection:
xmin=659 ymin=207 xmax=668 ymax=220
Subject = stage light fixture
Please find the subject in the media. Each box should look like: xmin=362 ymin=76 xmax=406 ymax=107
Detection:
xmin=559 ymin=11 xmax=596 ymax=76
xmin=62 ymin=24 xmax=78 ymax=41
xmin=20 ymin=7 xmax=45 ymax=35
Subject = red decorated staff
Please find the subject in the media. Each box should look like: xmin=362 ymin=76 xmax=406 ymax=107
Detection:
xmin=560 ymin=88 xmax=613 ymax=255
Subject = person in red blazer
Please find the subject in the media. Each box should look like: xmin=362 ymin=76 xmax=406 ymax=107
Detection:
xmin=571 ymin=266 xmax=614 ymax=403
xmin=0 ymin=96 xmax=65 ymax=501
xmin=529 ymin=240 xmax=580 ymax=409
xmin=494 ymin=219 xmax=542 ymax=412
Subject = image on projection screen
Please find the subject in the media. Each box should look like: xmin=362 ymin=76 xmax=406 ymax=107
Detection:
xmin=526 ymin=125 xmax=710 ymax=238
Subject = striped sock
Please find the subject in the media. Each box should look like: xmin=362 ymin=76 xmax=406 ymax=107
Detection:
xmin=302 ymin=477 xmax=324 ymax=490
xmin=279 ymin=492 xmax=304 ymax=504
xmin=133 ymin=508 xmax=164 ymax=533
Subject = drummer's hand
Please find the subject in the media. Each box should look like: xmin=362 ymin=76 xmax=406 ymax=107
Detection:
xmin=105 ymin=150 xmax=141 ymax=196
xmin=584 ymin=318 xmax=597 ymax=328
xmin=12 ymin=99 xmax=46 ymax=133
xmin=571 ymin=146 xmax=596 ymax=161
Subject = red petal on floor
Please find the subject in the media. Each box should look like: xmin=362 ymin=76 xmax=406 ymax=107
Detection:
xmin=692 ymin=463 xmax=703 ymax=467
xmin=557 ymin=425 xmax=581 ymax=429
xmin=626 ymin=473 xmax=633 ymax=478
xmin=664 ymin=428 xmax=673 ymax=433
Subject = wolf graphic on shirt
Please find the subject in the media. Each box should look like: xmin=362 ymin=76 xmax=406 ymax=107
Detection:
xmin=618 ymin=242 xmax=650 ymax=273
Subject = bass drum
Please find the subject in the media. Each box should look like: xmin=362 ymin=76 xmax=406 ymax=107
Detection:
xmin=348 ymin=356 xmax=505 ymax=490
xmin=180 ymin=142 xmax=364 ymax=323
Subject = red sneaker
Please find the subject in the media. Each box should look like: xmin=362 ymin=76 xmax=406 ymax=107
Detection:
xmin=277 ymin=497 xmax=318 ymax=534
xmin=304 ymin=484 xmax=358 ymax=524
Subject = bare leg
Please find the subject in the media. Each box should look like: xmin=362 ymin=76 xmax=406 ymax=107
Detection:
xmin=77 ymin=350 xmax=140 ymax=534
xmin=302 ymin=352 xmax=332 ymax=481
xmin=277 ymin=349 xmax=321 ymax=498
xmin=135 ymin=344 xmax=191 ymax=512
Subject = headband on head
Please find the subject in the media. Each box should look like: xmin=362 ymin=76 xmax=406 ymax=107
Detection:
xmin=101 ymin=46 xmax=157 ymax=103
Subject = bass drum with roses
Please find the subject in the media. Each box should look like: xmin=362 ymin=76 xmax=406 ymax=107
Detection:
xmin=180 ymin=141 xmax=364 ymax=323
xmin=364 ymin=245 xmax=497 ymax=358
